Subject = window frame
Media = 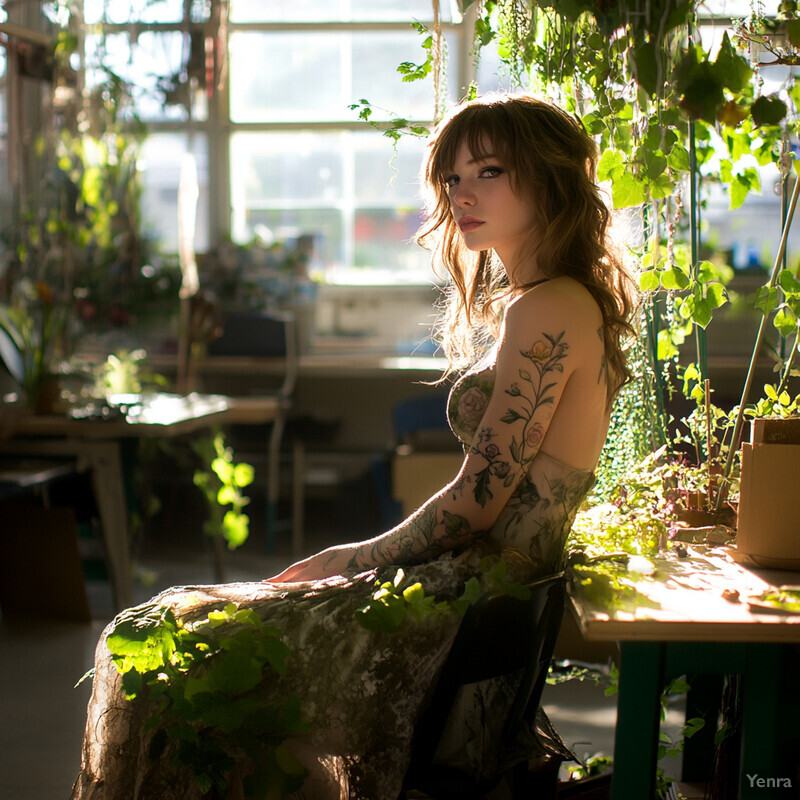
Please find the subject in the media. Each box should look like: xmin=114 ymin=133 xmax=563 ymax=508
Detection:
xmin=92 ymin=7 xmax=478 ymax=283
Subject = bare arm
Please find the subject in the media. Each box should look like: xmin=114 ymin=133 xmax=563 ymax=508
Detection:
xmin=269 ymin=290 xmax=592 ymax=582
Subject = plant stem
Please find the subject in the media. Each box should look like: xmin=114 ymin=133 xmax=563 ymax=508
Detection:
xmin=716 ymin=171 xmax=800 ymax=510
xmin=775 ymin=326 xmax=800 ymax=397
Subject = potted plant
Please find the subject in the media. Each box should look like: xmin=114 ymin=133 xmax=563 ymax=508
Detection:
xmin=0 ymin=279 xmax=70 ymax=412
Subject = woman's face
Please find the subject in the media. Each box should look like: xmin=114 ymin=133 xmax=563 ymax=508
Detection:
xmin=445 ymin=139 xmax=536 ymax=273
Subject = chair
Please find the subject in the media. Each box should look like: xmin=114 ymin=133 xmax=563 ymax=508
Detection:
xmin=401 ymin=572 xmax=568 ymax=800
xmin=373 ymin=392 xmax=457 ymax=528
xmin=207 ymin=310 xmax=299 ymax=553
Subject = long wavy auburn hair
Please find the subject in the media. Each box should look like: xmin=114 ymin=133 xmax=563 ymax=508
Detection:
xmin=416 ymin=93 xmax=638 ymax=403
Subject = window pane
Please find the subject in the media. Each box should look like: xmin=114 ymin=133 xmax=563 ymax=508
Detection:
xmin=138 ymin=133 xmax=210 ymax=253
xmin=0 ymin=46 xmax=8 ymax=222
xmin=230 ymin=131 xmax=431 ymax=279
xmin=229 ymin=31 xmax=457 ymax=122
xmin=83 ymin=0 xmax=185 ymax=25
xmin=230 ymin=0 xmax=455 ymax=24
xmin=85 ymin=31 xmax=208 ymax=122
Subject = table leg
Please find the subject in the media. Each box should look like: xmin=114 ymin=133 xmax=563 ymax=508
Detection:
xmin=0 ymin=437 xmax=133 ymax=611
xmin=82 ymin=441 xmax=133 ymax=610
xmin=739 ymin=643 xmax=791 ymax=798
xmin=266 ymin=410 xmax=285 ymax=553
xmin=611 ymin=641 xmax=665 ymax=800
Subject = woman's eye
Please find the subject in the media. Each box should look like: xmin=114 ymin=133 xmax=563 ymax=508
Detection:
xmin=480 ymin=166 xmax=503 ymax=178
xmin=445 ymin=175 xmax=459 ymax=189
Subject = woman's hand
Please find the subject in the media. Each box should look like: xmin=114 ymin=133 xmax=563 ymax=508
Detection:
xmin=267 ymin=544 xmax=359 ymax=583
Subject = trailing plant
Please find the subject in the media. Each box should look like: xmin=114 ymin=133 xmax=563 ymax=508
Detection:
xmin=192 ymin=430 xmax=254 ymax=550
xmin=98 ymin=556 xmax=539 ymax=796
xmin=356 ymin=557 xmax=530 ymax=633
xmin=101 ymin=601 xmax=308 ymax=799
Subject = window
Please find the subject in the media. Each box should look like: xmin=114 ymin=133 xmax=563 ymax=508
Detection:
xmin=85 ymin=0 xmax=474 ymax=283
xmin=0 ymin=43 xmax=8 ymax=222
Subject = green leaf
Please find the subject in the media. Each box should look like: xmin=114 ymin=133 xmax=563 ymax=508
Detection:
xmin=217 ymin=486 xmax=236 ymax=505
xmin=233 ymin=463 xmax=254 ymax=487
xmin=730 ymin=174 xmax=751 ymax=210
xmin=212 ymin=458 xmax=234 ymax=483
xmin=687 ymin=296 xmax=713 ymax=328
xmin=628 ymin=41 xmax=659 ymax=97
xmin=714 ymin=31 xmax=752 ymax=93
xmin=705 ymin=282 xmax=728 ymax=310
xmin=642 ymin=149 xmax=667 ymax=180
xmin=667 ymin=145 xmax=691 ymax=173
xmin=774 ymin=306 xmax=798 ymax=336
xmin=402 ymin=582 xmax=425 ymax=604
xmin=661 ymin=267 xmax=690 ymax=290
xmin=597 ymin=148 xmax=623 ymax=182
xmin=755 ymin=285 xmax=780 ymax=314
xmin=222 ymin=511 xmax=249 ymax=548
xmin=779 ymin=269 xmax=800 ymax=295
xmin=639 ymin=270 xmax=661 ymax=291
xmin=611 ymin=171 xmax=646 ymax=209
xmin=261 ymin=634 xmax=291 ymax=674
xmin=751 ymin=95 xmax=787 ymax=127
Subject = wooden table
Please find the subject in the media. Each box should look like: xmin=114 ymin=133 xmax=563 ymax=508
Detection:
xmin=1 ymin=393 xmax=280 ymax=611
xmin=569 ymin=546 xmax=800 ymax=799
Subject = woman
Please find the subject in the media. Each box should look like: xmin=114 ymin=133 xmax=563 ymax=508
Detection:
xmin=72 ymin=94 xmax=636 ymax=800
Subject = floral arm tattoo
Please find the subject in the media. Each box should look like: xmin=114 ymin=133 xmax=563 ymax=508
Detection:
xmin=469 ymin=330 xmax=568 ymax=508
xmin=344 ymin=501 xmax=474 ymax=572
xmin=339 ymin=329 xmax=570 ymax=573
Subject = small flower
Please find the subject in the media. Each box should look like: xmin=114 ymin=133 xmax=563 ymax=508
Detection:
xmin=484 ymin=443 xmax=500 ymax=459
xmin=493 ymin=461 xmax=511 ymax=478
xmin=456 ymin=385 xmax=490 ymax=427
xmin=523 ymin=340 xmax=552 ymax=361
xmin=525 ymin=422 xmax=545 ymax=449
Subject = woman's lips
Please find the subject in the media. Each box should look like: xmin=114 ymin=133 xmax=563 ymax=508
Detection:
xmin=458 ymin=218 xmax=484 ymax=232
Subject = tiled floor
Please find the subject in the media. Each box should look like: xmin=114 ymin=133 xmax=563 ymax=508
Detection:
xmin=0 ymin=496 xmax=685 ymax=800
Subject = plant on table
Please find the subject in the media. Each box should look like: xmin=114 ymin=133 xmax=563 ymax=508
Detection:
xmin=0 ymin=279 xmax=70 ymax=411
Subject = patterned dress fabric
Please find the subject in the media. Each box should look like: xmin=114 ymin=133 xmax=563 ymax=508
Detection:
xmin=71 ymin=367 xmax=595 ymax=800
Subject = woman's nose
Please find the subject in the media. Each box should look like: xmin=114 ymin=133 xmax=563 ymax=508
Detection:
xmin=451 ymin=183 xmax=475 ymax=207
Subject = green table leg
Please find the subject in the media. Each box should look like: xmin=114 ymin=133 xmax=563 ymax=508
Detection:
xmin=739 ymin=643 xmax=786 ymax=799
xmin=611 ymin=641 xmax=665 ymax=800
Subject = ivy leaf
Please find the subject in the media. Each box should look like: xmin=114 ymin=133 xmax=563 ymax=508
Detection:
xmin=779 ymin=269 xmax=800 ymax=296
xmin=660 ymin=267 xmax=690 ymax=290
xmin=667 ymin=145 xmax=691 ymax=173
xmin=582 ymin=111 xmax=607 ymax=136
xmin=611 ymin=171 xmax=646 ymax=209
xmin=774 ymin=306 xmax=798 ymax=337
xmin=751 ymin=95 xmax=787 ymax=127
xmin=648 ymin=172 xmax=675 ymax=200
xmin=714 ymin=31 xmax=752 ymax=93
xmin=261 ymin=635 xmax=291 ymax=675
xmin=730 ymin=173 xmax=752 ymax=210
xmin=755 ymin=285 xmax=780 ymax=315
xmin=597 ymin=148 xmax=623 ymax=182
xmin=705 ymin=282 xmax=728 ymax=310
xmin=628 ymin=41 xmax=659 ymax=97
xmin=717 ymin=100 xmax=749 ymax=128
xmin=642 ymin=148 xmax=667 ymax=180
xmin=684 ymin=295 xmax=713 ymax=328
xmin=639 ymin=270 xmax=660 ymax=291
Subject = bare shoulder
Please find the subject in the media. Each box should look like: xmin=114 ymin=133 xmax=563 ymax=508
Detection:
xmin=503 ymin=276 xmax=603 ymax=341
